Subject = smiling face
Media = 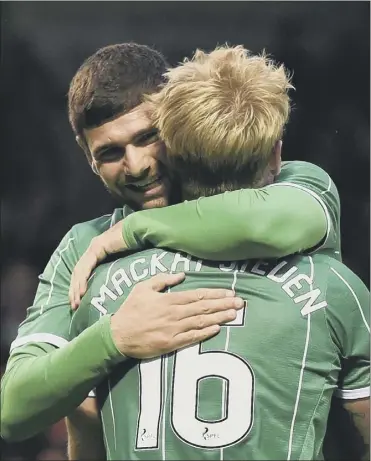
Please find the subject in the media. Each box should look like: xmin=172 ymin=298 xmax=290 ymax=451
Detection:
xmin=81 ymin=103 xmax=173 ymax=210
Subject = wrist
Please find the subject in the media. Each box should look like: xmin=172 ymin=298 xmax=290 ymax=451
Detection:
xmin=108 ymin=314 xmax=129 ymax=359
xmin=100 ymin=314 xmax=128 ymax=362
xmin=104 ymin=222 xmax=128 ymax=254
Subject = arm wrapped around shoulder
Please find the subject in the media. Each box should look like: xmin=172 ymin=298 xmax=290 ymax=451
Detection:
xmin=122 ymin=185 xmax=327 ymax=260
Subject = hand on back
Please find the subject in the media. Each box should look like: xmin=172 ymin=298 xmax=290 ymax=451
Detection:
xmin=109 ymin=272 xmax=245 ymax=358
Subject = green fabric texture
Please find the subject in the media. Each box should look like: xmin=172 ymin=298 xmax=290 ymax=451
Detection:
xmin=1 ymin=314 xmax=124 ymax=442
xmin=1 ymin=161 xmax=341 ymax=443
xmin=122 ymin=185 xmax=326 ymax=260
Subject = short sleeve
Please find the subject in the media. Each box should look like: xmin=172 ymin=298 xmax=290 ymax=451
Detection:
xmin=273 ymin=161 xmax=341 ymax=258
xmin=325 ymin=261 xmax=370 ymax=399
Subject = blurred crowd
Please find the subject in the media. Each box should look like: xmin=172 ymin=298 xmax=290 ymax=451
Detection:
xmin=1 ymin=2 xmax=369 ymax=460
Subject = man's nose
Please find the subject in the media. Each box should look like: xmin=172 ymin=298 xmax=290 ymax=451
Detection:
xmin=123 ymin=145 xmax=151 ymax=181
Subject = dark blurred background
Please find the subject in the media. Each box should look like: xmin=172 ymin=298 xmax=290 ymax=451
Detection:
xmin=1 ymin=1 xmax=369 ymax=459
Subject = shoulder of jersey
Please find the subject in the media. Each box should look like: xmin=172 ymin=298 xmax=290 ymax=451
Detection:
xmin=71 ymin=207 xmax=128 ymax=238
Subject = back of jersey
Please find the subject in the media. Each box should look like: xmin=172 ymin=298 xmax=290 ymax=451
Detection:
xmin=73 ymin=250 xmax=345 ymax=461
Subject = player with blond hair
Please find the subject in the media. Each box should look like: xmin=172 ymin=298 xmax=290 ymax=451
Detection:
xmin=149 ymin=46 xmax=293 ymax=194
xmin=68 ymin=46 xmax=369 ymax=460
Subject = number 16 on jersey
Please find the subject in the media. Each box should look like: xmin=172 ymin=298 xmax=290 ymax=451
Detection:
xmin=136 ymin=307 xmax=255 ymax=450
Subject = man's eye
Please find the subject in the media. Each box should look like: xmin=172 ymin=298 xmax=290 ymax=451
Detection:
xmin=137 ymin=130 xmax=160 ymax=146
xmin=98 ymin=148 xmax=124 ymax=162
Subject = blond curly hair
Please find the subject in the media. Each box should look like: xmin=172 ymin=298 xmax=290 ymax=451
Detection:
xmin=147 ymin=45 xmax=294 ymax=196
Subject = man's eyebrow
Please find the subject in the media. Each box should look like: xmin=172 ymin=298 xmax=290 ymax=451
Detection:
xmin=92 ymin=127 xmax=156 ymax=157
xmin=132 ymin=127 xmax=157 ymax=142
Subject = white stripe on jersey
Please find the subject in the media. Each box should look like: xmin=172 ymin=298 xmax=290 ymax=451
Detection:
xmin=220 ymin=269 xmax=239 ymax=461
xmin=330 ymin=267 xmax=370 ymax=333
xmin=335 ymin=386 xmax=370 ymax=400
xmin=287 ymin=256 xmax=314 ymax=460
xmin=100 ymin=409 xmax=112 ymax=459
xmin=320 ymin=173 xmax=332 ymax=194
xmin=10 ymin=333 xmax=68 ymax=351
xmin=108 ymin=378 xmax=117 ymax=449
xmin=40 ymin=237 xmax=75 ymax=315
xmin=160 ymin=282 xmax=173 ymax=461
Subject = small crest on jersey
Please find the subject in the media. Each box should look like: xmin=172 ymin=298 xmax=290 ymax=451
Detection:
xmin=140 ymin=428 xmax=156 ymax=442
xmin=202 ymin=426 xmax=220 ymax=441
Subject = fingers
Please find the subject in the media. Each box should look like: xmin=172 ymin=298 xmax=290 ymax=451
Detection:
xmin=69 ymin=279 xmax=77 ymax=310
xmin=70 ymin=274 xmax=88 ymax=310
xmin=178 ymin=296 xmax=245 ymax=318
xmin=174 ymin=325 xmax=221 ymax=350
xmin=179 ymin=308 xmax=238 ymax=332
xmin=166 ymin=288 xmax=235 ymax=305
xmin=69 ymin=236 xmax=111 ymax=308
xmin=69 ymin=236 xmax=109 ymax=309
xmin=145 ymin=272 xmax=186 ymax=292
xmin=69 ymin=255 xmax=96 ymax=309
xmin=69 ymin=272 xmax=82 ymax=310
xmin=173 ymin=303 xmax=244 ymax=349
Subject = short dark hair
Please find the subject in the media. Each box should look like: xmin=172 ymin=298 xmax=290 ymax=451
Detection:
xmin=68 ymin=43 xmax=169 ymax=139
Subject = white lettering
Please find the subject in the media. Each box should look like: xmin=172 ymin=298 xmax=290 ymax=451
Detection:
xmin=150 ymin=252 xmax=168 ymax=275
xmin=295 ymin=290 xmax=327 ymax=316
xmin=111 ymin=268 xmax=132 ymax=295
xmin=251 ymin=260 xmax=269 ymax=276
xmin=171 ymin=253 xmax=191 ymax=272
xmin=267 ymin=261 xmax=298 ymax=283
xmin=130 ymin=258 xmax=148 ymax=282
xmin=239 ymin=261 xmax=249 ymax=273
xmin=282 ymin=273 xmax=327 ymax=316
xmin=195 ymin=260 xmax=203 ymax=272
xmin=219 ymin=261 xmax=237 ymax=272
xmin=91 ymin=285 xmax=117 ymax=314
xmin=282 ymin=273 xmax=312 ymax=297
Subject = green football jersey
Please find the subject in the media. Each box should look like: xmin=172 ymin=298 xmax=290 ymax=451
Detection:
xmin=273 ymin=160 xmax=341 ymax=258
xmin=70 ymin=249 xmax=370 ymax=461
xmin=9 ymin=206 xmax=131 ymax=352
xmin=10 ymin=161 xmax=341 ymax=355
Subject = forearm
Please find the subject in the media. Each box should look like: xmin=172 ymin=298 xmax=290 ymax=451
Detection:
xmin=343 ymin=398 xmax=370 ymax=461
xmin=1 ymin=315 xmax=123 ymax=442
xmin=66 ymin=398 xmax=105 ymax=460
xmin=123 ymin=186 xmax=327 ymax=260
